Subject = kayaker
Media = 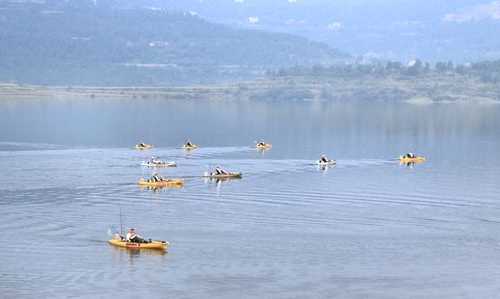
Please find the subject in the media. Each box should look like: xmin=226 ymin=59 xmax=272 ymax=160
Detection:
xmin=404 ymin=153 xmax=416 ymax=159
xmin=185 ymin=139 xmax=194 ymax=147
xmin=139 ymin=143 xmax=146 ymax=147
xmin=126 ymin=228 xmax=148 ymax=243
xmin=151 ymin=173 xmax=161 ymax=182
xmin=257 ymin=141 xmax=265 ymax=146
xmin=214 ymin=166 xmax=228 ymax=175
xmin=320 ymin=155 xmax=329 ymax=163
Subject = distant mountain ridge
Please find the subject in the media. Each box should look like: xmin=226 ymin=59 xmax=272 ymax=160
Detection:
xmin=0 ymin=1 xmax=346 ymax=86
xmin=116 ymin=0 xmax=500 ymax=63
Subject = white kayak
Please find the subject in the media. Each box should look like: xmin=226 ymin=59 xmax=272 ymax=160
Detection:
xmin=316 ymin=159 xmax=336 ymax=166
xmin=141 ymin=161 xmax=177 ymax=167
xmin=203 ymin=171 xmax=242 ymax=179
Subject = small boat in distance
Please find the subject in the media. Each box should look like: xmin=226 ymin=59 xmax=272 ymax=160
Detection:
xmin=204 ymin=172 xmax=242 ymax=179
xmin=138 ymin=174 xmax=184 ymax=188
xmin=141 ymin=157 xmax=176 ymax=168
xmin=204 ymin=166 xmax=242 ymax=179
xmin=399 ymin=153 xmax=426 ymax=164
xmin=108 ymin=236 xmax=169 ymax=251
xmin=135 ymin=143 xmax=153 ymax=150
xmin=182 ymin=139 xmax=198 ymax=150
xmin=256 ymin=141 xmax=272 ymax=150
xmin=317 ymin=154 xmax=336 ymax=166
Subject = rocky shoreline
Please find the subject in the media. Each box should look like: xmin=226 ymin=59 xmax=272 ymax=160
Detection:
xmin=1 ymin=73 xmax=499 ymax=104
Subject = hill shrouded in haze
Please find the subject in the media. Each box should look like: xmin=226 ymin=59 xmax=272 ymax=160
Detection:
xmin=0 ymin=1 xmax=345 ymax=86
xmin=121 ymin=0 xmax=500 ymax=63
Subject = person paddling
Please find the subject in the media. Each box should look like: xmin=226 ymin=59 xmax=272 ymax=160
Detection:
xmin=150 ymin=173 xmax=162 ymax=182
xmin=185 ymin=139 xmax=194 ymax=147
xmin=214 ymin=166 xmax=229 ymax=175
xmin=126 ymin=228 xmax=149 ymax=243
xmin=320 ymin=154 xmax=330 ymax=163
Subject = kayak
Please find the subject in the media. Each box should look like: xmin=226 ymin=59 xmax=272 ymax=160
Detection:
xmin=141 ymin=161 xmax=177 ymax=167
xmin=182 ymin=144 xmax=198 ymax=150
xmin=135 ymin=144 xmax=153 ymax=150
xmin=256 ymin=143 xmax=272 ymax=150
xmin=138 ymin=178 xmax=184 ymax=187
xmin=204 ymin=172 xmax=242 ymax=179
xmin=399 ymin=156 xmax=426 ymax=164
xmin=317 ymin=159 xmax=336 ymax=166
xmin=108 ymin=238 xmax=169 ymax=251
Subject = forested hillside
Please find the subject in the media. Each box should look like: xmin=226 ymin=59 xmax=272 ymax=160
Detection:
xmin=0 ymin=1 xmax=345 ymax=86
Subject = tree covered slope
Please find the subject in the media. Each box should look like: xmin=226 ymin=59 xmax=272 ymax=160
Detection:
xmin=0 ymin=1 xmax=345 ymax=86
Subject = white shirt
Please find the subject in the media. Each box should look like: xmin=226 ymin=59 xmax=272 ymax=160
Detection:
xmin=126 ymin=232 xmax=137 ymax=241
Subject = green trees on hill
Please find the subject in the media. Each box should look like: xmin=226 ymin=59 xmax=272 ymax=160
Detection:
xmin=0 ymin=2 xmax=344 ymax=86
xmin=270 ymin=59 xmax=500 ymax=84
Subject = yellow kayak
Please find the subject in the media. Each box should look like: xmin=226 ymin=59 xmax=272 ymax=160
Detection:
xmin=138 ymin=178 xmax=184 ymax=188
xmin=399 ymin=156 xmax=426 ymax=164
xmin=182 ymin=144 xmax=198 ymax=150
xmin=256 ymin=143 xmax=272 ymax=150
xmin=135 ymin=144 xmax=153 ymax=150
xmin=108 ymin=239 xmax=169 ymax=251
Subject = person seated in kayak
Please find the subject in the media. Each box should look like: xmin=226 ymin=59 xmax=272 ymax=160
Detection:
xmin=403 ymin=153 xmax=416 ymax=159
xmin=150 ymin=173 xmax=162 ymax=182
xmin=257 ymin=141 xmax=266 ymax=146
xmin=126 ymin=228 xmax=149 ymax=243
xmin=139 ymin=143 xmax=146 ymax=147
xmin=320 ymin=155 xmax=330 ymax=163
xmin=214 ymin=166 xmax=229 ymax=175
xmin=185 ymin=140 xmax=194 ymax=147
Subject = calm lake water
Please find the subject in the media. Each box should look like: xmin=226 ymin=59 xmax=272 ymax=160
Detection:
xmin=1 ymin=98 xmax=500 ymax=298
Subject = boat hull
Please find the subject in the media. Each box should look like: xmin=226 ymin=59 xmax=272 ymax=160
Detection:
xmin=182 ymin=145 xmax=198 ymax=150
xmin=138 ymin=178 xmax=184 ymax=187
xmin=205 ymin=172 xmax=242 ymax=179
xmin=317 ymin=160 xmax=336 ymax=166
xmin=135 ymin=144 xmax=153 ymax=150
xmin=256 ymin=144 xmax=272 ymax=150
xmin=141 ymin=161 xmax=177 ymax=167
xmin=108 ymin=239 xmax=169 ymax=251
xmin=399 ymin=156 xmax=426 ymax=164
